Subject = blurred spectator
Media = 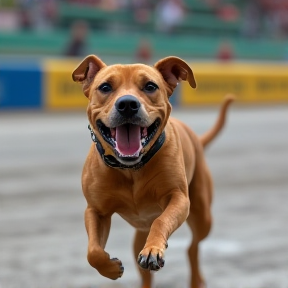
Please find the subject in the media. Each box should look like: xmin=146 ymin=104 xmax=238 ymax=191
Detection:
xmin=216 ymin=41 xmax=234 ymax=62
xmin=204 ymin=0 xmax=220 ymax=9
xmin=100 ymin=0 xmax=119 ymax=11
xmin=18 ymin=0 xmax=57 ymax=31
xmin=67 ymin=0 xmax=128 ymax=10
xmin=260 ymin=0 xmax=288 ymax=38
xmin=33 ymin=0 xmax=58 ymax=31
xmin=242 ymin=0 xmax=288 ymax=39
xmin=241 ymin=2 xmax=261 ymax=38
xmin=99 ymin=0 xmax=128 ymax=11
xmin=130 ymin=0 xmax=153 ymax=25
xmin=0 ymin=10 xmax=18 ymax=31
xmin=64 ymin=21 xmax=89 ymax=57
xmin=155 ymin=0 xmax=185 ymax=33
xmin=18 ymin=0 xmax=33 ymax=30
xmin=135 ymin=38 xmax=153 ymax=64
xmin=217 ymin=3 xmax=239 ymax=22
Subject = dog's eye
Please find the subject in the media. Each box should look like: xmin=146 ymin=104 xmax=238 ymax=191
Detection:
xmin=143 ymin=82 xmax=158 ymax=93
xmin=98 ymin=82 xmax=112 ymax=93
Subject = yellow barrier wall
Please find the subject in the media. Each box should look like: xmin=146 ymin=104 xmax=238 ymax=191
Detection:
xmin=43 ymin=59 xmax=288 ymax=109
xmin=43 ymin=59 xmax=88 ymax=109
xmin=181 ymin=62 xmax=288 ymax=105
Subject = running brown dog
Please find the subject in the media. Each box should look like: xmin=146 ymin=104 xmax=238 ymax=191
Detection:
xmin=72 ymin=55 xmax=233 ymax=288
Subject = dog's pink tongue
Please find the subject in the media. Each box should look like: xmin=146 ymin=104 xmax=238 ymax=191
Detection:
xmin=116 ymin=124 xmax=141 ymax=156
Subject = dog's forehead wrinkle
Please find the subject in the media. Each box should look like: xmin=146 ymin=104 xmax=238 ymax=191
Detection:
xmin=97 ymin=67 xmax=124 ymax=84
xmin=101 ymin=75 xmax=117 ymax=85
xmin=117 ymin=64 xmax=160 ymax=80
xmin=134 ymin=66 xmax=161 ymax=78
xmin=135 ymin=72 xmax=158 ymax=83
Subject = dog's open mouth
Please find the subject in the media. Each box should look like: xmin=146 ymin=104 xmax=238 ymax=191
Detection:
xmin=97 ymin=119 xmax=160 ymax=160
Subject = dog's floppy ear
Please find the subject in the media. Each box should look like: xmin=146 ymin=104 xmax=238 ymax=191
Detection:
xmin=72 ymin=55 xmax=106 ymax=97
xmin=154 ymin=56 xmax=196 ymax=96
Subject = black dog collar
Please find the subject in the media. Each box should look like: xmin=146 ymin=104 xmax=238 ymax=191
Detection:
xmin=88 ymin=124 xmax=165 ymax=170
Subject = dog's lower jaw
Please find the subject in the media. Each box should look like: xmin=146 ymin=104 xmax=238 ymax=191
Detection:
xmin=116 ymin=155 xmax=143 ymax=166
xmin=90 ymin=125 xmax=166 ymax=169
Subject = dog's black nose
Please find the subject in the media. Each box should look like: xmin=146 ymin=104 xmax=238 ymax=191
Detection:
xmin=115 ymin=95 xmax=140 ymax=117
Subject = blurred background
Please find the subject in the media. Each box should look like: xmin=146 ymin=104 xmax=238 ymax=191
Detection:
xmin=0 ymin=0 xmax=288 ymax=108
xmin=0 ymin=1 xmax=288 ymax=288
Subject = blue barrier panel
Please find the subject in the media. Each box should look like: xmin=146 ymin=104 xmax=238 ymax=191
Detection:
xmin=0 ymin=62 xmax=42 ymax=109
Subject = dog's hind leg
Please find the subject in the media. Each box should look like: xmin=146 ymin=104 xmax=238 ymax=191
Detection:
xmin=186 ymin=168 xmax=213 ymax=288
xmin=186 ymin=211 xmax=211 ymax=288
xmin=133 ymin=230 xmax=153 ymax=288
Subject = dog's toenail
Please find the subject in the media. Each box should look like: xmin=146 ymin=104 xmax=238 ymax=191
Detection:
xmin=138 ymin=256 xmax=148 ymax=268
xmin=157 ymin=256 xmax=165 ymax=268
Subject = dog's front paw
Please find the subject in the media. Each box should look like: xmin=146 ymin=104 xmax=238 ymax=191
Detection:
xmin=97 ymin=257 xmax=124 ymax=280
xmin=88 ymin=250 xmax=124 ymax=280
xmin=137 ymin=246 xmax=165 ymax=271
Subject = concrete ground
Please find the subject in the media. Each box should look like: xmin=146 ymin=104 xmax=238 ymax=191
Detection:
xmin=1 ymin=104 xmax=288 ymax=288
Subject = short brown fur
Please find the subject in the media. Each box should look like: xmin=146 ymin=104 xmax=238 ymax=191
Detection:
xmin=72 ymin=55 xmax=233 ymax=288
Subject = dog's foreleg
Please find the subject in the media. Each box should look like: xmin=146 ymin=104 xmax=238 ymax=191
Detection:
xmin=137 ymin=192 xmax=190 ymax=271
xmin=85 ymin=207 xmax=124 ymax=279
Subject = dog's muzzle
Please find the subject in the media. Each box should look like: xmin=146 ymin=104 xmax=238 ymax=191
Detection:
xmin=95 ymin=95 xmax=159 ymax=160
xmin=111 ymin=95 xmax=144 ymax=159
xmin=88 ymin=95 xmax=166 ymax=168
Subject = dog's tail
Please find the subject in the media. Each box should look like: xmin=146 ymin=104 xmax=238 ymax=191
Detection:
xmin=200 ymin=94 xmax=235 ymax=148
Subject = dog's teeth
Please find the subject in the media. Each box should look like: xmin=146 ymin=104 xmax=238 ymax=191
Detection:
xmin=110 ymin=128 xmax=116 ymax=138
xmin=142 ymin=127 xmax=148 ymax=137
xmin=119 ymin=151 xmax=140 ymax=158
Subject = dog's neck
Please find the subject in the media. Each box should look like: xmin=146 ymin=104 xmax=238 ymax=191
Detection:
xmin=88 ymin=125 xmax=165 ymax=170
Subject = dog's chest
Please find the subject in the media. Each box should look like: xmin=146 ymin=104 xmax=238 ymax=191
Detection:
xmin=118 ymin=204 xmax=162 ymax=230
xmin=116 ymin=189 xmax=162 ymax=230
